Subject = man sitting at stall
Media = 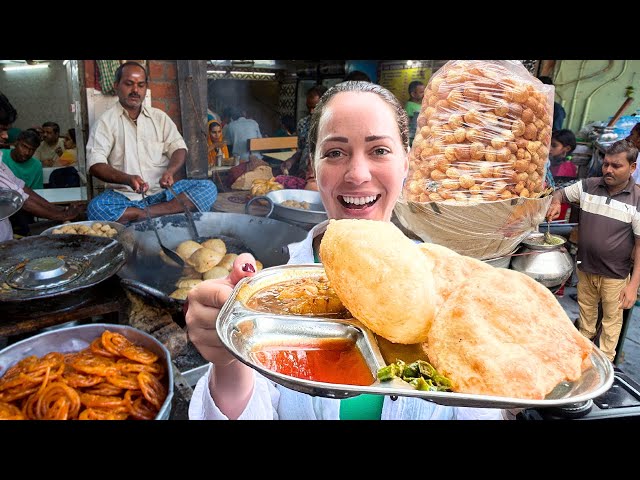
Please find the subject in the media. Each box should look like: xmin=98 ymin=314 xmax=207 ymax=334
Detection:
xmin=86 ymin=61 xmax=217 ymax=224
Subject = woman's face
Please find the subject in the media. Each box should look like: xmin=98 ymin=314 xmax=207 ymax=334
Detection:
xmin=210 ymin=124 xmax=223 ymax=142
xmin=314 ymin=92 xmax=408 ymax=222
xmin=63 ymin=134 xmax=75 ymax=150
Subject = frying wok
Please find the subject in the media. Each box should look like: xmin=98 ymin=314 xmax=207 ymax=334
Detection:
xmin=117 ymin=212 xmax=309 ymax=311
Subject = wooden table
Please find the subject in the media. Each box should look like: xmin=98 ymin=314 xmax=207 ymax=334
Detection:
xmin=262 ymin=150 xmax=295 ymax=163
xmin=212 ymin=191 xmax=269 ymax=216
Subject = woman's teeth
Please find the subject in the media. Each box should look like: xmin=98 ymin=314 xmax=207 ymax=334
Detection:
xmin=340 ymin=195 xmax=378 ymax=208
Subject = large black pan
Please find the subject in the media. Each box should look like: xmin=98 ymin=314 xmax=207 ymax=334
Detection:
xmin=117 ymin=212 xmax=309 ymax=311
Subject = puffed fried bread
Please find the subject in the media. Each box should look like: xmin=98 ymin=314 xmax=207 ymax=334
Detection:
xmin=417 ymin=242 xmax=493 ymax=316
xmin=426 ymin=267 xmax=594 ymax=399
xmin=320 ymin=219 xmax=437 ymax=344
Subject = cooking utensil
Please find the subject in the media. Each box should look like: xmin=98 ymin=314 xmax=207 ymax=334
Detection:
xmin=544 ymin=219 xmax=553 ymax=244
xmin=0 ymin=234 xmax=125 ymax=302
xmin=607 ymin=96 xmax=635 ymax=128
xmin=141 ymin=190 xmax=184 ymax=268
xmin=165 ymin=184 xmax=202 ymax=242
xmin=117 ymin=212 xmax=309 ymax=310
xmin=217 ymin=264 xmax=614 ymax=409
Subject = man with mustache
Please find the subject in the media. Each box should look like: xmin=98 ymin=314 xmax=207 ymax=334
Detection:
xmin=546 ymin=139 xmax=640 ymax=363
xmin=86 ymin=61 xmax=217 ymax=224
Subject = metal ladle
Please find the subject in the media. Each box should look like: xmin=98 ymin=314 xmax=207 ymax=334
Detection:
xmin=544 ymin=220 xmax=553 ymax=244
xmin=141 ymin=190 xmax=184 ymax=267
xmin=165 ymin=184 xmax=203 ymax=242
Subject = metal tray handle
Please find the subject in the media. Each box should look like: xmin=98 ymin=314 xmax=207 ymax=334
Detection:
xmin=245 ymin=196 xmax=274 ymax=218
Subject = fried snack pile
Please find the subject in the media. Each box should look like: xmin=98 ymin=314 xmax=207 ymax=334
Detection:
xmin=164 ymin=237 xmax=263 ymax=300
xmin=51 ymin=221 xmax=119 ymax=238
xmin=403 ymin=60 xmax=554 ymax=205
xmin=280 ymin=200 xmax=311 ymax=210
xmin=250 ymin=177 xmax=284 ymax=197
xmin=320 ymin=219 xmax=437 ymax=344
xmin=0 ymin=330 xmax=168 ymax=420
xmin=320 ymin=219 xmax=594 ymax=400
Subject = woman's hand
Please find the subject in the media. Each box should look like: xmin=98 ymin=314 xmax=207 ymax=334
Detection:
xmin=185 ymin=253 xmax=257 ymax=366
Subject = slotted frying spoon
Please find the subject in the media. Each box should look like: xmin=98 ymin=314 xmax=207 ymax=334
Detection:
xmin=141 ymin=190 xmax=184 ymax=267
xmin=165 ymin=184 xmax=203 ymax=242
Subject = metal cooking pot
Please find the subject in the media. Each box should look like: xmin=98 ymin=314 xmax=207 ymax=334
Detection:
xmin=0 ymin=234 xmax=126 ymax=302
xmin=245 ymin=189 xmax=327 ymax=226
xmin=117 ymin=212 xmax=309 ymax=310
xmin=510 ymin=233 xmax=574 ymax=288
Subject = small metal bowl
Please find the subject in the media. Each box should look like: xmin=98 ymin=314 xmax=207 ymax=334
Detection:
xmin=522 ymin=232 xmax=567 ymax=251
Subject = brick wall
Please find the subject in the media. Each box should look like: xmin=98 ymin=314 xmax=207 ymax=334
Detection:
xmin=84 ymin=60 xmax=97 ymax=89
xmin=148 ymin=60 xmax=181 ymax=131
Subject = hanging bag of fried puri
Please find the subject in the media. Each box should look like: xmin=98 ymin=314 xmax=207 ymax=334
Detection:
xmin=396 ymin=61 xmax=555 ymax=260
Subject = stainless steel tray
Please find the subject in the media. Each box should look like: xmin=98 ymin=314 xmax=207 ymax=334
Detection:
xmin=217 ymin=264 xmax=615 ymax=409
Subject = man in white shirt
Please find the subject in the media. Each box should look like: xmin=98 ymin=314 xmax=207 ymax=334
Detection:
xmin=33 ymin=121 xmax=65 ymax=167
xmin=86 ymin=61 xmax=217 ymax=224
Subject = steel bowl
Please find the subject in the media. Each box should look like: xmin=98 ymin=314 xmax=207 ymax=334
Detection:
xmin=0 ymin=188 xmax=24 ymax=221
xmin=0 ymin=323 xmax=174 ymax=420
xmin=522 ymin=232 xmax=567 ymax=250
xmin=246 ymin=189 xmax=327 ymax=226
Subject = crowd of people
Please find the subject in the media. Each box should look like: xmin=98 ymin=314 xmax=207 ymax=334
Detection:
xmin=3 ymin=62 xmax=640 ymax=422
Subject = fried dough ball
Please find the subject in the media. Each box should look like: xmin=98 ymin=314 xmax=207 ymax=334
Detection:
xmin=181 ymin=266 xmax=201 ymax=279
xmin=188 ymin=247 xmax=226 ymax=274
xmin=176 ymin=240 xmax=202 ymax=262
xmin=201 ymin=238 xmax=227 ymax=256
xmin=217 ymin=253 xmax=238 ymax=272
xmin=320 ymin=219 xmax=437 ymax=344
xmin=203 ymin=266 xmax=229 ymax=280
xmin=169 ymin=288 xmax=191 ymax=300
xmin=175 ymin=278 xmax=203 ymax=289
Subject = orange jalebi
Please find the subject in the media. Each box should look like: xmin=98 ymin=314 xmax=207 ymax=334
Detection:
xmin=0 ymin=329 xmax=168 ymax=420
xmin=0 ymin=400 xmax=26 ymax=419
